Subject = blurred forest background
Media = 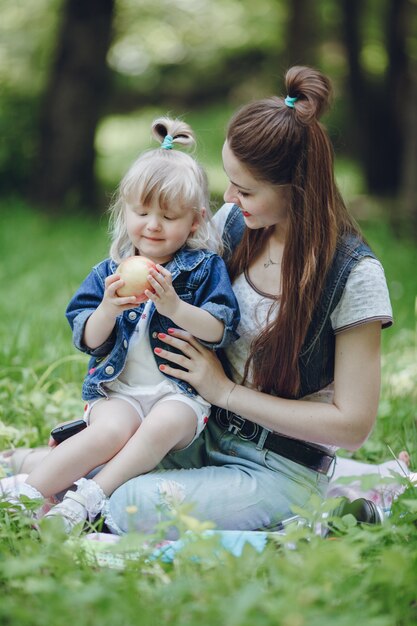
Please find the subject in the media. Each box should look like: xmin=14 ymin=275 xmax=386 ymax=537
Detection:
xmin=1 ymin=0 xmax=417 ymax=229
xmin=0 ymin=0 xmax=416 ymax=512
xmin=1 ymin=5 xmax=417 ymax=618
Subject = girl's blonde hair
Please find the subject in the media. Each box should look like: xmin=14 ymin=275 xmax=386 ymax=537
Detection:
xmin=109 ymin=117 xmax=222 ymax=262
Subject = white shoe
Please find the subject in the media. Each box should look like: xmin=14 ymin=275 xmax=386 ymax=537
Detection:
xmin=44 ymin=490 xmax=88 ymax=533
xmin=44 ymin=479 xmax=107 ymax=534
xmin=0 ymin=482 xmax=44 ymax=522
xmin=1 ymin=481 xmax=43 ymax=508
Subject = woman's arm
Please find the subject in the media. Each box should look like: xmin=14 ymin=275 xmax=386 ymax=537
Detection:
xmin=157 ymin=321 xmax=382 ymax=450
xmin=162 ymin=300 xmax=224 ymax=343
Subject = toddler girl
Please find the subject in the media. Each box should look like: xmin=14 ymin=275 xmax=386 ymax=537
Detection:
xmin=10 ymin=117 xmax=239 ymax=532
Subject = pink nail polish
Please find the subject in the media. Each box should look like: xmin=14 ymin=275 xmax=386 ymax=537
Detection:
xmin=158 ymin=333 xmax=166 ymax=339
xmin=168 ymin=328 xmax=175 ymax=334
xmin=154 ymin=347 xmax=162 ymax=354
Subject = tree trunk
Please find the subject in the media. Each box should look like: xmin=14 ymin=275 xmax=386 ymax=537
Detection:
xmin=30 ymin=0 xmax=115 ymax=213
xmin=367 ymin=0 xmax=408 ymax=194
xmin=400 ymin=65 xmax=417 ymax=236
xmin=341 ymin=0 xmax=410 ymax=196
xmin=341 ymin=0 xmax=367 ymax=157
xmin=285 ymin=0 xmax=318 ymax=68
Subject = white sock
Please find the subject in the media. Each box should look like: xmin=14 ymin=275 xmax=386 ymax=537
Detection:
xmin=74 ymin=478 xmax=107 ymax=520
xmin=18 ymin=482 xmax=43 ymax=500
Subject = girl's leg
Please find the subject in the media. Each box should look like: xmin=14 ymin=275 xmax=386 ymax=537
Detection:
xmin=91 ymin=400 xmax=197 ymax=497
xmin=25 ymin=398 xmax=140 ymax=498
xmin=43 ymin=400 xmax=196 ymax=533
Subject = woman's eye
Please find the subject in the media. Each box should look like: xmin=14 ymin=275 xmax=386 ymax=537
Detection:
xmin=237 ymin=190 xmax=249 ymax=198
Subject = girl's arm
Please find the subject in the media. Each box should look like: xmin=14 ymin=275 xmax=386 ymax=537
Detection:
xmin=67 ymin=261 xmax=138 ymax=353
xmin=146 ymin=265 xmax=225 ymax=343
xmin=162 ymin=301 xmax=224 ymax=343
xmin=83 ymin=274 xmax=139 ymax=349
xmin=155 ymin=321 xmax=382 ymax=451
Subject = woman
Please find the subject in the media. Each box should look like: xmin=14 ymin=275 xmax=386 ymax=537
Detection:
xmin=2 ymin=66 xmax=393 ymax=535
xmin=103 ymin=65 xmax=392 ymax=535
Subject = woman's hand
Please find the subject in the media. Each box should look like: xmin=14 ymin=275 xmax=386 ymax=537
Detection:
xmin=155 ymin=328 xmax=234 ymax=405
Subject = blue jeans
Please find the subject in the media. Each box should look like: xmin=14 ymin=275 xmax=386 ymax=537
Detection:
xmin=106 ymin=420 xmax=330 ymax=538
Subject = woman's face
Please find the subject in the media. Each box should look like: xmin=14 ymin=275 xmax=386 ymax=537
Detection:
xmin=222 ymin=141 xmax=291 ymax=231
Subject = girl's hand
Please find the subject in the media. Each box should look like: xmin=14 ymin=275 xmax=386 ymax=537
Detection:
xmin=83 ymin=273 xmax=140 ymax=351
xmin=145 ymin=265 xmax=181 ymax=318
xmin=100 ymin=273 xmax=139 ymax=319
xmin=155 ymin=328 xmax=233 ymax=405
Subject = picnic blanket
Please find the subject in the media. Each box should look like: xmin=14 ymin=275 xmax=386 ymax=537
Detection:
xmin=1 ymin=454 xmax=413 ymax=567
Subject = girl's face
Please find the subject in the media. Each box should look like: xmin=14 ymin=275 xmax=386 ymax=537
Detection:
xmin=222 ymin=140 xmax=291 ymax=232
xmin=125 ymin=199 xmax=200 ymax=264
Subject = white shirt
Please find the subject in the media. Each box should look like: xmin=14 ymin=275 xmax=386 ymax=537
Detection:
xmin=107 ymin=300 xmax=175 ymax=396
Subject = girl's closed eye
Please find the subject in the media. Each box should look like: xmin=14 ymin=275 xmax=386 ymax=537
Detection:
xmin=237 ymin=190 xmax=250 ymax=198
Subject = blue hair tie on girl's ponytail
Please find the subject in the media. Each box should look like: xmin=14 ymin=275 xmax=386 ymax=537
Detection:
xmin=284 ymin=95 xmax=298 ymax=109
xmin=161 ymin=134 xmax=174 ymax=150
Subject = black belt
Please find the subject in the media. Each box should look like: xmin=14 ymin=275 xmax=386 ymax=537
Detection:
xmin=214 ymin=407 xmax=335 ymax=475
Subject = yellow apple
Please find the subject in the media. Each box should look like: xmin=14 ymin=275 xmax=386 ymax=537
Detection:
xmin=116 ymin=255 xmax=157 ymax=302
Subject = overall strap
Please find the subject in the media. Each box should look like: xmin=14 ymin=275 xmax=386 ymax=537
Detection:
xmin=222 ymin=204 xmax=245 ymax=263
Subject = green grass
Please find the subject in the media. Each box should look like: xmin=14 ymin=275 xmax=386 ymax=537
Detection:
xmin=0 ymin=195 xmax=416 ymax=625
xmin=0 ymin=199 xmax=109 ymax=447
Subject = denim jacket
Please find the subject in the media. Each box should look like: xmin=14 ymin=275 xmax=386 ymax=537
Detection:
xmin=221 ymin=204 xmax=378 ymax=399
xmin=66 ymin=247 xmax=240 ymax=401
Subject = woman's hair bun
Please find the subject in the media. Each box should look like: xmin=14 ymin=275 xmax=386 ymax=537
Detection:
xmin=285 ymin=66 xmax=332 ymax=124
xmin=151 ymin=116 xmax=196 ymax=149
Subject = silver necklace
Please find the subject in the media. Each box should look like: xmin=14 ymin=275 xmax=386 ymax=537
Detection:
xmin=264 ymin=241 xmax=281 ymax=269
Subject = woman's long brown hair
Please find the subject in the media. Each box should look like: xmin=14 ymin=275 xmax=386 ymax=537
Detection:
xmin=227 ymin=66 xmax=361 ymax=398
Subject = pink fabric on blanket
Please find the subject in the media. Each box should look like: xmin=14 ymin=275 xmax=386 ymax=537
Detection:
xmin=0 ymin=473 xmax=29 ymax=495
xmin=0 ymin=473 xmax=56 ymax=516
xmin=327 ymin=457 xmax=410 ymax=509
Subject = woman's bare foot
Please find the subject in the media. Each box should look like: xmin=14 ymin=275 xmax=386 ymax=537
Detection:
xmin=399 ymin=450 xmax=411 ymax=467
xmin=0 ymin=447 xmax=50 ymax=475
